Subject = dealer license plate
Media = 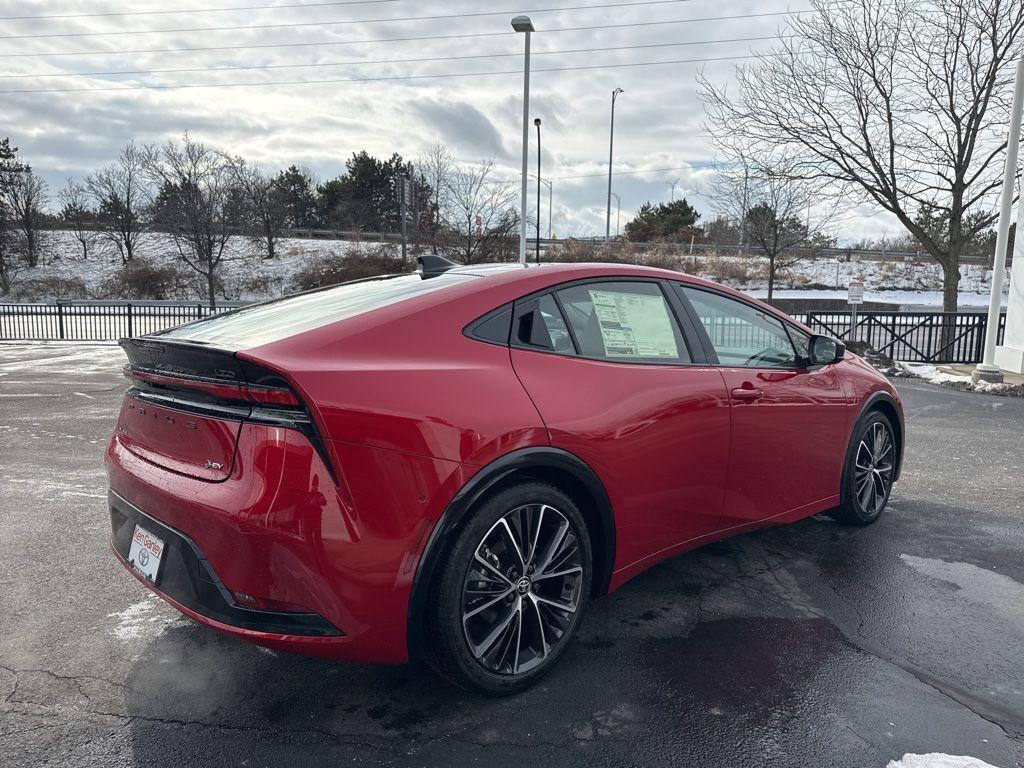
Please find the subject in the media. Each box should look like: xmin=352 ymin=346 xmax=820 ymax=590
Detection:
xmin=127 ymin=524 xmax=164 ymax=583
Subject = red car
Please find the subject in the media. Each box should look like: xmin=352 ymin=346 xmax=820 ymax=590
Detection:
xmin=106 ymin=259 xmax=903 ymax=694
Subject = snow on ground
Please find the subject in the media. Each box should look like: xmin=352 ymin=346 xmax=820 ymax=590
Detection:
xmin=0 ymin=342 xmax=125 ymax=376
xmin=1 ymin=230 xmax=1012 ymax=309
xmin=106 ymin=594 xmax=188 ymax=646
xmin=898 ymin=362 xmax=1024 ymax=397
xmin=886 ymin=755 xmax=1000 ymax=768
xmin=747 ymin=288 xmax=1002 ymax=308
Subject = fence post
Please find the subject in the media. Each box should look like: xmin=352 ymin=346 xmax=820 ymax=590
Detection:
xmin=56 ymin=301 xmax=65 ymax=340
xmin=126 ymin=302 xmax=134 ymax=339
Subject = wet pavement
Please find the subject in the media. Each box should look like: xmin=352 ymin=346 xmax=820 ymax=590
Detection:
xmin=1 ymin=343 xmax=1022 ymax=767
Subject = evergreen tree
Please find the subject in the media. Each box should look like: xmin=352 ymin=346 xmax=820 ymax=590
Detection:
xmin=274 ymin=165 xmax=318 ymax=228
xmin=624 ymin=199 xmax=700 ymax=242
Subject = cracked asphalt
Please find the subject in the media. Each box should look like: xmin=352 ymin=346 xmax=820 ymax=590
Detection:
xmin=1 ymin=343 xmax=1022 ymax=768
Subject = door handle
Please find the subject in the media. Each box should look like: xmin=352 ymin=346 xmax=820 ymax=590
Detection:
xmin=730 ymin=386 xmax=763 ymax=402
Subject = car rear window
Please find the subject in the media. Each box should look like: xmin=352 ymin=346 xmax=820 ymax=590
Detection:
xmin=159 ymin=272 xmax=475 ymax=349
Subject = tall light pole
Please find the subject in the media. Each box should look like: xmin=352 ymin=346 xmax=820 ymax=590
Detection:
xmin=976 ymin=55 xmax=1024 ymax=383
xmin=611 ymin=192 xmax=622 ymax=238
xmin=667 ymin=178 xmax=680 ymax=202
xmin=605 ymin=87 xmax=623 ymax=243
xmin=533 ymin=174 xmax=553 ymax=239
xmin=535 ymin=117 xmax=542 ymax=264
xmin=512 ymin=15 xmax=534 ymax=265
xmin=544 ymin=178 xmax=553 ymax=239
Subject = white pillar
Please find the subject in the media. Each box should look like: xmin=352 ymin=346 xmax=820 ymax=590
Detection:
xmin=995 ymin=203 xmax=1024 ymax=372
xmin=977 ymin=57 xmax=1024 ymax=380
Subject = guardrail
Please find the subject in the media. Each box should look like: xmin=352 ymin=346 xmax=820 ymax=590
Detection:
xmin=802 ymin=311 xmax=1007 ymax=364
xmin=0 ymin=300 xmax=246 ymax=342
xmin=0 ymin=301 xmax=1007 ymax=364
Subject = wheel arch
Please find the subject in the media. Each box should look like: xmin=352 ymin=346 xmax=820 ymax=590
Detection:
xmin=406 ymin=447 xmax=616 ymax=660
xmin=840 ymin=390 xmax=905 ymax=506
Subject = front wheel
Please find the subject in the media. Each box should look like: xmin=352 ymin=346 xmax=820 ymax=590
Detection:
xmin=424 ymin=482 xmax=592 ymax=695
xmin=833 ymin=411 xmax=897 ymax=525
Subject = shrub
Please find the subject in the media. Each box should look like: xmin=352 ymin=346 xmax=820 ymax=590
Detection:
xmin=698 ymin=253 xmax=761 ymax=285
xmin=551 ymin=238 xmax=641 ymax=264
xmin=9 ymin=276 xmax=88 ymax=301
xmin=289 ymin=245 xmax=408 ymax=292
xmin=99 ymin=258 xmax=194 ymax=300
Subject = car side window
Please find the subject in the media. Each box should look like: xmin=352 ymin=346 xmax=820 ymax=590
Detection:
xmin=679 ymin=287 xmax=799 ymax=369
xmin=513 ymin=294 xmax=575 ymax=354
xmin=556 ymin=282 xmax=690 ymax=363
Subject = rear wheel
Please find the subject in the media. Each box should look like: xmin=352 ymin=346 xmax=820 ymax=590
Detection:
xmin=425 ymin=482 xmax=592 ymax=695
xmin=833 ymin=411 xmax=896 ymax=525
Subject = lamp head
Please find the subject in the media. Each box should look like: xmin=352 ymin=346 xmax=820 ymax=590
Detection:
xmin=534 ymin=118 xmax=542 ymax=127
xmin=511 ymin=15 xmax=535 ymax=32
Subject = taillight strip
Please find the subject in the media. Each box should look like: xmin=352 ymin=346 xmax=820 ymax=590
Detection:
xmin=123 ymin=366 xmax=299 ymax=407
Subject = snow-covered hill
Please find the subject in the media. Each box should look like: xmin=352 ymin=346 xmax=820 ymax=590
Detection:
xmin=1 ymin=230 xmax=1009 ymax=309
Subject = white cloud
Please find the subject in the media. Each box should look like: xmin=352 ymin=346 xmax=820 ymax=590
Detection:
xmin=2 ymin=0 xmax=895 ymax=240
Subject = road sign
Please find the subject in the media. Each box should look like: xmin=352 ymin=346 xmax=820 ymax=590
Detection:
xmin=848 ymin=281 xmax=864 ymax=305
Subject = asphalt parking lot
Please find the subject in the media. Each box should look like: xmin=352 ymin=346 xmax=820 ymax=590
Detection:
xmin=1 ymin=343 xmax=1022 ymax=768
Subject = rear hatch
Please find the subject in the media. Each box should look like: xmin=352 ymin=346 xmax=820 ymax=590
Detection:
xmin=117 ymin=338 xmax=312 ymax=482
xmin=116 ymin=272 xmax=482 ymax=481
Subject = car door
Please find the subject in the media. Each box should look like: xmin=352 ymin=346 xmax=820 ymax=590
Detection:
xmin=677 ymin=285 xmax=850 ymax=526
xmin=509 ymin=280 xmax=732 ymax=572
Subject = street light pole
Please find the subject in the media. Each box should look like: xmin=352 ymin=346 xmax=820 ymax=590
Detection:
xmin=667 ymin=178 xmax=679 ymax=202
xmin=547 ymin=179 xmax=553 ymax=240
xmin=512 ymin=15 xmax=535 ymax=265
xmin=976 ymin=55 xmax=1024 ymax=383
xmin=605 ymin=87 xmax=623 ymax=243
xmin=535 ymin=117 xmax=542 ymax=264
xmin=533 ymin=175 xmax=553 ymax=239
xmin=611 ymin=192 xmax=621 ymax=238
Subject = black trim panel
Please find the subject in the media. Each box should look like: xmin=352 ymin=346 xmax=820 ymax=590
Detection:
xmin=109 ymin=491 xmax=343 ymax=637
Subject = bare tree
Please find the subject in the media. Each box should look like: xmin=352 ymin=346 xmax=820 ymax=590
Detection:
xmin=417 ymin=142 xmax=455 ymax=253
xmin=4 ymin=166 xmax=47 ymax=268
xmin=59 ymin=179 xmax=96 ymax=260
xmin=229 ymin=158 xmax=287 ymax=260
xmin=0 ymin=138 xmax=25 ymax=293
xmin=439 ymin=158 xmax=519 ymax=264
xmin=145 ymin=135 xmax=245 ymax=308
xmin=712 ymin=158 xmax=833 ymax=300
xmin=699 ymin=0 xmax=1024 ymax=311
xmin=87 ymin=141 xmax=149 ymax=264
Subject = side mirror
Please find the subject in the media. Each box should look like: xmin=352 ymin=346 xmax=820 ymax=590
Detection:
xmin=807 ymin=335 xmax=845 ymax=366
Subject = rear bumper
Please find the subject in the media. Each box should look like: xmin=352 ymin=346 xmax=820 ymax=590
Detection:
xmin=105 ymin=419 xmax=472 ymax=664
xmin=110 ymin=490 xmax=341 ymax=638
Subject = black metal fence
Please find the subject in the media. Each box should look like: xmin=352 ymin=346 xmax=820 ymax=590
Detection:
xmin=0 ymin=301 xmax=245 ymax=342
xmin=0 ymin=301 xmax=1008 ymax=365
xmin=797 ymin=311 xmax=1007 ymax=364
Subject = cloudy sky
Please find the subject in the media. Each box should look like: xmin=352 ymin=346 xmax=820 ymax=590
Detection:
xmin=1 ymin=0 xmax=903 ymax=241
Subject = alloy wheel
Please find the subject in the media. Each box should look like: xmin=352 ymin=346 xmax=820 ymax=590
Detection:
xmin=853 ymin=421 xmax=895 ymax=517
xmin=461 ymin=504 xmax=584 ymax=676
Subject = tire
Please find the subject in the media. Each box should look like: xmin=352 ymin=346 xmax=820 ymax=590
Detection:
xmin=424 ymin=481 xmax=592 ymax=695
xmin=832 ymin=410 xmax=897 ymax=526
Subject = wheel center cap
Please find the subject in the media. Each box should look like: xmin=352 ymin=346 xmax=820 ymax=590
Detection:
xmin=516 ymin=577 xmax=531 ymax=595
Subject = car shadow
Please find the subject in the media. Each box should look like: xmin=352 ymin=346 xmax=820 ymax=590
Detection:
xmin=118 ymin=517 xmax=862 ymax=767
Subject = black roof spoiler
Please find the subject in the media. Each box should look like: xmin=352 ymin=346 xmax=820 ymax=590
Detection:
xmin=418 ymin=254 xmax=459 ymax=279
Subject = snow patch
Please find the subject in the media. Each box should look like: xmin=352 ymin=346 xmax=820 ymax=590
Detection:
xmin=899 ymin=363 xmax=973 ymax=385
xmin=898 ymin=362 xmax=1023 ymax=396
xmin=108 ymin=595 xmax=187 ymax=643
xmin=887 ymin=755 xmax=1000 ymax=768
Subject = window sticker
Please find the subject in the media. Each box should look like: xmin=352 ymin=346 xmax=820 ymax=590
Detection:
xmin=588 ymin=289 xmax=679 ymax=358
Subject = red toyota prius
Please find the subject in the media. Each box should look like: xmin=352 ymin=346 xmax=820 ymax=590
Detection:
xmin=106 ymin=258 xmax=903 ymax=694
